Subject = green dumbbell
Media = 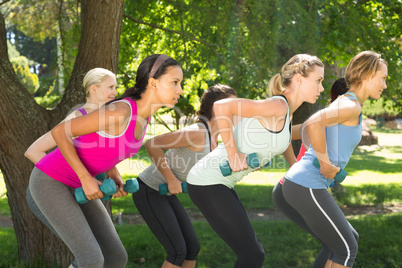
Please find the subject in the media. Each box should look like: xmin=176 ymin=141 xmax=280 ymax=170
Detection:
xmin=159 ymin=182 xmax=188 ymax=195
xmin=220 ymin=153 xmax=260 ymax=177
xmin=75 ymin=179 xmax=117 ymax=204
xmin=313 ymin=158 xmax=347 ymax=185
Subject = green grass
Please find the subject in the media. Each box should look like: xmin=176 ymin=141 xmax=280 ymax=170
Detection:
xmin=1 ymin=214 xmax=401 ymax=267
xmin=0 ymin=132 xmax=401 ymax=267
xmin=1 ymin=145 xmax=401 ymax=216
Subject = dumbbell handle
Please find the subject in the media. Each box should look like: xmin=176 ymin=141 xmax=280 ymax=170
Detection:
xmin=75 ymin=179 xmax=117 ymax=204
xmin=220 ymin=153 xmax=260 ymax=177
xmin=312 ymin=158 xmax=347 ymax=183
xmin=159 ymin=182 xmax=188 ymax=195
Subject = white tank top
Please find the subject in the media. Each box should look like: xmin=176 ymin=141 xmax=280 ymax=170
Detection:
xmin=187 ymin=96 xmax=291 ymax=188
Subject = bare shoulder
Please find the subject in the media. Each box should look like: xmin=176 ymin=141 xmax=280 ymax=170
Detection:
xmin=105 ymin=100 xmax=131 ymax=116
xmin=263 ymin=97 xmax=288 ymax=116
xmin=332 ymin=96 xmax=361 ymax=117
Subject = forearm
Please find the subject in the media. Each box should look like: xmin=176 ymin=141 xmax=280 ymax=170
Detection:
xmin=307 ymin=122 xmax=330 ymax=165
xmin=213 ymin=103 xmax=237 ymax=156
xmin=282 ymin=143 xmax=297 ymax=167
xmin=291 ymin=124 xmax=302 ymax=140
xmin=145 ymin=143 xmax=177 ymax=183
xmin=24 ymin=132 xmax=57 ymax=164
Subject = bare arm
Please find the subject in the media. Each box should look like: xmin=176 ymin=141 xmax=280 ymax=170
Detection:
xmin=24 ymin=110 xmax=82 ymax=164
xmin=145 ymin=126 xmax=206 ymax=194
xmin=306 ymin=98 xmax=361 ymax=179
xmin=51 ymin=103 xmax=131 ymax=200
xmin=282 ymin=143 xmax=297 ymax=167
xmin=213 ymin=97 xmax=287 ymax=172
xmin=291 ymin=124 xmax=302 ymax=140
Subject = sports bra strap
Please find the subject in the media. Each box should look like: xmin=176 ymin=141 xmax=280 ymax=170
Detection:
xmin=343 ymin=92 xmax=357 ymax=100
xmin=77 ymin=107 xmax=87 ymax=115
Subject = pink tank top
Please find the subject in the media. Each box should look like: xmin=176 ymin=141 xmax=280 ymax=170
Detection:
xmin=36 ymin=98 xmax=149 ymax=188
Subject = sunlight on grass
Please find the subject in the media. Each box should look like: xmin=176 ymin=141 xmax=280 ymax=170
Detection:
xmin=0 ymin=172 xmax=6 ymax=199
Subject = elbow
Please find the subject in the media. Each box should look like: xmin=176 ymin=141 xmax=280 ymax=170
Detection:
xmin=51 ymin=124 xmax=64 ymax=143
xmin=144 ymin=139 xmax=151 ymax=149
xmin=24 ymin=149 xmax=32 ymax=160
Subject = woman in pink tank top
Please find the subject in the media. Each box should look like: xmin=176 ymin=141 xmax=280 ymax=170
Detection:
xmin=28 ymin=54 xmax=183 ymax=268
xmin=25 ymin=67 xmax=118 ymax=268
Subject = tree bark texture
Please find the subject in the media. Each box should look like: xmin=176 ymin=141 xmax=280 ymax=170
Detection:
xmin=0 ymin=0 xmax=123 ymax=266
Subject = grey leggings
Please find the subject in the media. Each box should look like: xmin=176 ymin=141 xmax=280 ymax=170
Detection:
xmin=273 ymin=182 xmax=359 ymax=267
xmin=29 ymin=167 xmax=127 ymax=268
xmin=282 ymin=179 xmax=358 ymax=267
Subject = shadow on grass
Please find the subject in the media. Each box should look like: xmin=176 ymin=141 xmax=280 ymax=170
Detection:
xmin=333 ymin=183 xmax=402 ymax=205
xmin=110 ymin=183 xmax=401 ymax=216
xmin=346 ymin=146 xmax=402 ymax=174
xmin=1 ymin=214 xmax=400 ymax=267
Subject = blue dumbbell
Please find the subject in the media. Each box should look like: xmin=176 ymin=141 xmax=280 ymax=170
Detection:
xmin=124 ymin=178 xmax=140 ymax=193
xmin=313 ymin=158 xmax=347 ymax=185
xmin=220 ymin=153 xmax=260 ymax=176
xmin=159 ymin=182 xmax=188 ymax=195
xmin=75 ymin=179 xmax=117 ymax=204
xmin=102 ymin=178 xmax=140 ymax=200
xmin=262 ymin=161 xmax=271 ymax=168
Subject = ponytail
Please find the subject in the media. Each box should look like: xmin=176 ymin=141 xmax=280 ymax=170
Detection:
xmin=267 ymin=74 xmax=284 ymax=97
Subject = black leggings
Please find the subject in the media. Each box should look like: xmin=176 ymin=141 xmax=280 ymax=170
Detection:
xmin=273 ymin=182 xmax=359 ymax=267
xmin=282 ymin=179 xmax=358 ymax=267
xmin=187 ymin=183 xmax=265 ymax=268
xmin=132 ymin=179 xmax=200 ymax=266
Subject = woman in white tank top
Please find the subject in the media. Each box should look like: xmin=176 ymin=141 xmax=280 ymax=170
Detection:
xmin=187 ymin=54 xmax=326 ymax=268
xmin=133 ymin=84 xmax=237 ymax=268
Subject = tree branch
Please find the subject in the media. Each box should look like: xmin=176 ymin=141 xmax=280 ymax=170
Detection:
xmin=152 ymin=113 xmax=173 ymax=132
xmin=123 ymin=13 xmax=228 ymax=67
xmin=0 ymin=0 xmax=11 ymax=7
xmin=58 ymin=0 xmax=66 ymax=73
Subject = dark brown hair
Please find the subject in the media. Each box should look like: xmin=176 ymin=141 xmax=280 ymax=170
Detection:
xmin=197 ymin=84 xmax=237 ymax=121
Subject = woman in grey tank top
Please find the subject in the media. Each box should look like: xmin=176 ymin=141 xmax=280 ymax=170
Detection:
xmin=282 ymin=51 xmax=388 ymax=268
xmin=132 ymin=84 xmax=237 ymax=268
xmin=187 ymin=54 xmax=326 ymax=268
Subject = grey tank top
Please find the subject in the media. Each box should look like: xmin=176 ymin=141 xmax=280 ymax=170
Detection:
xmin=138 ymin=122 xmax=211 ymax=191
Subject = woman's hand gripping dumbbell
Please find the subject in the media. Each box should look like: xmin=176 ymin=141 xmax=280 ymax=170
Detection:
xmin=220 ymin=152 xmax=260 ymax=176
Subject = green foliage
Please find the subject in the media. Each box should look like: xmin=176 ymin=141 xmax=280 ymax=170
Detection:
xmin=363 ymin=97 xmax=402 ymax=117
xmin=34 ymin=95 xmax=61 ymax=109
xmin=10 ymin=56 xmax=39 ymax=94
xmin=6 ymin=40 xmax=20 ymax=59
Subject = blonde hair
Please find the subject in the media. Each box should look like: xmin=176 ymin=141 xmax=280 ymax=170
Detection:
xmin=83 ymin=68 xmax=116 ymax=97
xmin=267 ymin=54 xmax=324 ymax=97
xmin=345 ymin=51 xmax=387 ymax=89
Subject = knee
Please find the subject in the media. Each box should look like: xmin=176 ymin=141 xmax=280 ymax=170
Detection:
xmin=104 ymin=249 xmax=128 ymax=268
xmin=245 ymin=244 xmax=265 ymax=267
xmin=166 ymin=248 xmax=187 ymax=266
xmin=186 ymin=241 xmax=201 ymax=260
xmin=349 ymin=240 xmax=358 ymax=258
xmin=333 ymin=239 xmax=358 ymax=266
xmin=77 ymin=254 xmax=104 ymax=268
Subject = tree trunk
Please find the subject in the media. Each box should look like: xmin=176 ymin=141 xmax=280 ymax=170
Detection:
xmin=0 ymin=0 xmax=123 ymax=266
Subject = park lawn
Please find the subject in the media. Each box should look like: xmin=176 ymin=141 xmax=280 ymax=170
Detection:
xmin=1 ymin=145 xmax=401 ymax=216
xmin=0 ymin=213 xmax=400 ymax=267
